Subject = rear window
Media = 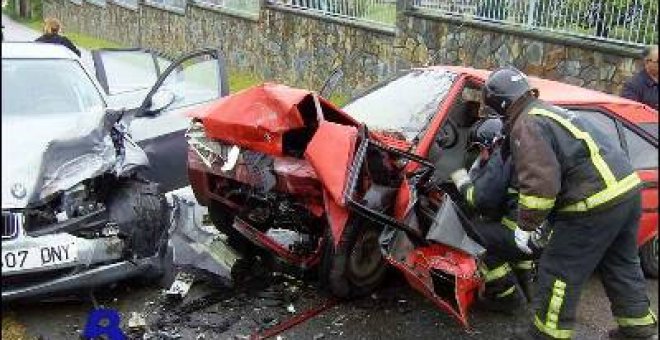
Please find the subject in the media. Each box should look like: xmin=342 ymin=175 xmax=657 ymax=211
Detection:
xmin=639 ymin=123 xmax=658 ymax=140
xmin=623 ymin=126 xmax=658 ymax=170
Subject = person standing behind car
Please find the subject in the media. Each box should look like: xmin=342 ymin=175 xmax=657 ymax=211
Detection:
xmin=481 ymin=66 xmax=657 ymax=340
xmin=621 ymin=45 xmax=658 ymax=110
xmin=35 ymin=18 xmax=81 ymax=57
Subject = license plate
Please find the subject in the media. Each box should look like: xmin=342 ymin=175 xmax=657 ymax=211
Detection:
xmin=1 ymin=242 xmax=78 ymax=273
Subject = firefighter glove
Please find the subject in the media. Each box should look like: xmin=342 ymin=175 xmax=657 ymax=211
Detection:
xmin=450 ymin=168 xmax=470 ymax=191
xmin=514 ymin=227 xmax=533 ymax=255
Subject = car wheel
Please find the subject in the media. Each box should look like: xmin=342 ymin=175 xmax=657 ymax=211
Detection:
xmin=320 ymin=219 xmax=387 ymax=298
xmin=640 ymin=235 xmax=658 ymax=278
xmin=107 ymin=178 xmax=168 ymax=258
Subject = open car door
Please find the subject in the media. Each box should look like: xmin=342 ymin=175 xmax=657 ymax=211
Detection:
xmin=92 ymin=48 xmax=229 ymax=192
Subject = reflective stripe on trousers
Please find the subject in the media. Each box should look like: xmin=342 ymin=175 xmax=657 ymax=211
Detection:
xmin=534 ymin=279 xmax=573 ymax=339
xmin=616 ymin=309 xmax=658 ymax=327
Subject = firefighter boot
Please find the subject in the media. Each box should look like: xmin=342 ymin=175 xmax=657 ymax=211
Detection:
xmin=514 ymin=261 xmax=535 ymax=303
xmin=477 ymin=283 xmax=527 ymax=315
xmin=608 ymin=324 xmax=659 ymax=339
xmin=508 ymin=327 xmax=548 ymax=340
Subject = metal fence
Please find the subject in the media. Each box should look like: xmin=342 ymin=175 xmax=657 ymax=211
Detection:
xmin=144 ymin=0 xmax=187 ymax=10
xmin=272 ymin=0 xmax=397 ymax=27
xmin=195 ymin=0 xmax=260 ymax=14
xmin=113 ymin=0 xmax=139 ymax=8
xmin=414 ymin=0 xmax=658 ymax=46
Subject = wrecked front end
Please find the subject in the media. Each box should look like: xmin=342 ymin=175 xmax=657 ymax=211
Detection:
xmin=344 ymin=129 xmax=484 ymax=328
xmin=1 ymin=112 xmax=164 ymax=301
xmin=185 ymin=83 xmax=484 ymax=329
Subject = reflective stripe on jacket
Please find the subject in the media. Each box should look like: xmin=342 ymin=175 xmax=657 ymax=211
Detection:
xmin=508 ymin=100 xmax=640 ymax=231
xmin=461 ymin=147 xmax=511 ymax=219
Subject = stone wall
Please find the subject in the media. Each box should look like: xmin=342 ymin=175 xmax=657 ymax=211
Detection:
xmin=43 ymin=0 xmax=643 ymax=97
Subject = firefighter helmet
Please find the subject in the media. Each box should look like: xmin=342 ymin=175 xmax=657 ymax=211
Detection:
xmin=469 ymin=116 xmax=504 ymax=149
xmin=483 ymin=66 xmax=535 ymax=116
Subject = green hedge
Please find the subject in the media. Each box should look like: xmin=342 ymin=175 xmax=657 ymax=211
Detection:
xmin=4 ymin=0 xmax=42 ymax=20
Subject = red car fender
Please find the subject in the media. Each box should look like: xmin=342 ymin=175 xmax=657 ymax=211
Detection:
xmin=304 ymin=121 xmax=359 ymax=247
xmin=638 ymin=170 xmax=658 ymax=246
xmin=323 ymin=190 xmax=350 ymax=247
xmin=386 ymin=244 xmax=481 ymax=329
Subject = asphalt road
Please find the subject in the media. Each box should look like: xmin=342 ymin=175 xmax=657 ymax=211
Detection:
xmin=4 ymin=262 xmax=657 ymax=340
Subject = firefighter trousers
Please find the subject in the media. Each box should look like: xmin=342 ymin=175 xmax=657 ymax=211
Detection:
xmin=531 ymin=192 xmax=656 ymax=339
xmin=477 ymin=221 xmax=535 ymax=301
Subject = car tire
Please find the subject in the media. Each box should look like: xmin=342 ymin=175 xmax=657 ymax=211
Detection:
xmin=107 ymin=178 xmax=168 ymax=259
xmin=320 ymin=219 xmax=387 ymax=298
xmin=640 ymin=235 xmax=658 ymax=278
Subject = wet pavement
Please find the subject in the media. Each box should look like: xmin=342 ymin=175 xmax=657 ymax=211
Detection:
xmin=4 ymin=263 xmax=657 ymax=340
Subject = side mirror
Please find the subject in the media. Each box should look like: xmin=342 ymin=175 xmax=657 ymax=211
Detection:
xmin=139 ymin=89 xmax=175 ymax=117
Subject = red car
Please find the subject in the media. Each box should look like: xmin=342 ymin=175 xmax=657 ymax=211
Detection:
xmin=186 ymin=66 xmax=658 ymax=328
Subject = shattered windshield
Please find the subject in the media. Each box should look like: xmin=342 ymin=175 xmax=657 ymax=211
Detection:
xmin=2 ymin=59 xmax=105 ymax=117
xmin=343 ymin=69 xmax=457 ymax=141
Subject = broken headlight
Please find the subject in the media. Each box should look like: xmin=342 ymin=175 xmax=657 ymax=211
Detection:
xmin=186 ymin=121 xmax=240 ymax=172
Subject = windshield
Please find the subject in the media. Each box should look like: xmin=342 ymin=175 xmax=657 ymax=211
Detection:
xmin=343 ymin=69 xmax=457 ymax=141
xmin=2 ymin=59 xmax=105 ymax=117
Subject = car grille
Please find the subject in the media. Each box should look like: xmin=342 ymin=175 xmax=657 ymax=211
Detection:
xmin=2 ymin=212 xmax=23 ymax=240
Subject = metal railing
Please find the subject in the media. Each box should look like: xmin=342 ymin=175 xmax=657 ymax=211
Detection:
xmin=194 ymin=0 xmax=260 ymax=14
xmin=271 ymin=0 xmax=397 ymax=27
xmin=112 ymin=0 xmax=139 ymax=8
xmin=144 ymin=0 xmax=187 ymax=11
xmin=413 ymin=0 xmax=658 ymax=46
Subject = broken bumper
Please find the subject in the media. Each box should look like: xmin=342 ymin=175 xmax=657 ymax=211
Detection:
xmin=2 ymin=256 xmax=159 ymax=302
xmin=1 ymin=230 xmax=159 ymax=301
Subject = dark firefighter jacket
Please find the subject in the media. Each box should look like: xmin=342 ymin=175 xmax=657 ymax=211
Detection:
xmin=460 ymin=147 xmax=520 ymax=231
xmin=506 ymin=97 xmax=641 ymax=231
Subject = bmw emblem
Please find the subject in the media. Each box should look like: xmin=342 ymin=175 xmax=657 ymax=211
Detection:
xmin=11 ymin=183 xmax=26 ymax=199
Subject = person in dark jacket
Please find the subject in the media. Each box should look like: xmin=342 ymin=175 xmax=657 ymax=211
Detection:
xmin=451 ymin=114 xmax=546 ymax=312
xmin=481 ymin=66 xmax=656 ymax=340
xmin=35 ymin=18 xmax=81 ymax=57
xmin=621 ymin=46 xmax=658 ymax=110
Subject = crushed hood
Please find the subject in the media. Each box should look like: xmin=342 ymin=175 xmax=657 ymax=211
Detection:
xmin=188 ymin=84 xmax=360 ymax=206
xmin=189 ymin=83 xmax=358 ymax=157
xmin=2 ymin=108 xmax=117 ymax=208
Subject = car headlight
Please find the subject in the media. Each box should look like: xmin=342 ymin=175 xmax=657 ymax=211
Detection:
xmin=185 ymin=121 xmax=240 ymax=172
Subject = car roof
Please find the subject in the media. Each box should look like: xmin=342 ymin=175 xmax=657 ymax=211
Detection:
xmin=1 ymin=42 xmax=79 ymax=60
xmin=434 ymin=65 xmax=658 ymax=124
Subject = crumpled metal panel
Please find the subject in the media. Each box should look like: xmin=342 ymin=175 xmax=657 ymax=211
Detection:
xmin=2 ymin=107 xmax=149 ymax=208
xmin=188 ymin=83 xmax=311 ymax=157
xmin=167 ymin=189 xmax=241 ymax=286
xmin=425 ymin=196 xmax=486 ymax=258
xmin=304 ymin=121 xmax=358 ymax=206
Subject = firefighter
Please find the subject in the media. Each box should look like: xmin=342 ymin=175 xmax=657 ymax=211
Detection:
xmin=480 ymin=66 xmax=657 ymax=340
xmin=450 ymin=113 xmax=543 ymax=313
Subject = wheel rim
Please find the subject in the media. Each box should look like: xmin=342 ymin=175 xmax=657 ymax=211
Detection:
xmin=347 ymin=229 xmax=383 ymax=285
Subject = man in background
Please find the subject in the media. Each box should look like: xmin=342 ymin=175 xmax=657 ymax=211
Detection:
xmin=621 ymin=45 xmax=658 ymax=110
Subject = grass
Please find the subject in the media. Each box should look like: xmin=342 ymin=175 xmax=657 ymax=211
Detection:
xmin=360 ymin=3 xmax=396 ymax=26
xmin=16 ymin=17 xmax=123 ymax=49
xmin=2 ymin=311 xmax=31 ymax=340
xmin=228 ymin=72 xmax=262 ymax=93
xmin=11 ymin=16 xmax=350 ymax=103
